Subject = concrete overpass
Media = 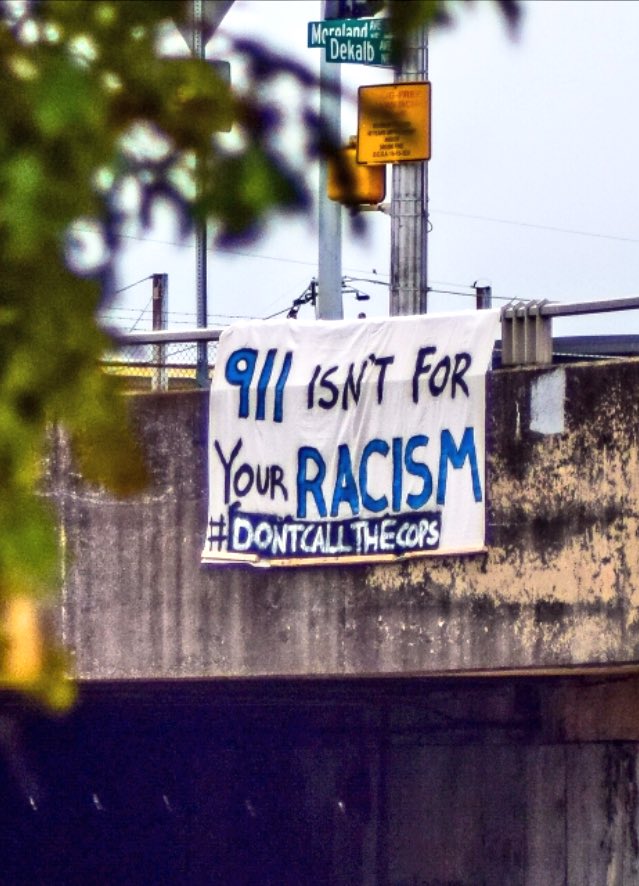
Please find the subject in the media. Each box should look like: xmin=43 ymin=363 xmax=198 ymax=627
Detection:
xmin=22 ymin=354 xmax=639 ymax=884
xmin=49 ymin=357 xmax=639 ymax=680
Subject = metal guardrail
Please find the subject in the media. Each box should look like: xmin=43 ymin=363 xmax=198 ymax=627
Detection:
xmin=104 ymin=327 xmax=224 ymax=391
xmin=104 ymin=295 xmax=639 ymax=389
xmin=109 ymin=328 xmax=225 ymax=344
xmin=501 ymin=295 xmax=639 ymax=365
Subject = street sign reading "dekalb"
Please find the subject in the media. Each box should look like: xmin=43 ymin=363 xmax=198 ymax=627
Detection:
xmin=308 ymin=16 xmax=392 ymax=66
xmin=325 ymin=35 xmax=391 ymax=65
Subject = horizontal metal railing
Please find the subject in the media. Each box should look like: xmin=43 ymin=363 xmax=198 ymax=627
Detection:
xmin=103 ymin=295 xmax=639 ymax=389
xmin=502 ymin=294 xmax=639 ymax=319
xmin=103 ymin=327 xmax=224 ymax=391
xmin=108 ymin=327 xmax=225 ymax=345
xmin=500 ymin=294 xmax=639 ymax=365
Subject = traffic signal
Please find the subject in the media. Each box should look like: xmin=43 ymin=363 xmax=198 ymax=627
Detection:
xmin=327 ymin=137 xmax=386 ymax=206
xmin=325 ymin=0 xmax=385 ymax=19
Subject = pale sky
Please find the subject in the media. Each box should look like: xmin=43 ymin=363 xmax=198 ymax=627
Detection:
xmin=110 ymin=0 xmax=639 ymax=338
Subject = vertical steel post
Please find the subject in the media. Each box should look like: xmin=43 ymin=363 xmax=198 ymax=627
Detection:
xmin=475 ymin=282 xmax=493 ymax=310
xmin=390 ymin=28 xmax=428 ymax=316
xmin=192 ymin=0 xmax=209 ymax=386
xmin=316 ymin=0 xmax=343 ymax=320
xmin=152 ymin=273 xmax=168 ymax=391
xmin=174 ymin=2 xmax=233 ymax=382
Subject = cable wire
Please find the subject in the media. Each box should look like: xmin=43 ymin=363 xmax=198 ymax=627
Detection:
xmin=434 ymin=209 xmax=639 ymax=244
xmin=129 ymin=296 xmax=153 ymax=332
xmin=112 ymin=275 xmax=153 ymax=296
xmin=263 ymin=282 xmax=315 ymax=320
xmin=70 ymin=224 xmax=389 ymax=276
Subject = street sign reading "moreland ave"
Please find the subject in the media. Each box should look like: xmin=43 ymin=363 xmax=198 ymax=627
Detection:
xmin=307 ymin=16 xmax=389 ymax=47
xmin=308 ymin=17 xmax=392 ymax=67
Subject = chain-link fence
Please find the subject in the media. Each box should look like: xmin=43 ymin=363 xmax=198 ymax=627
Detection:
xmin=103 ymin=330 xmax=222 ymax=390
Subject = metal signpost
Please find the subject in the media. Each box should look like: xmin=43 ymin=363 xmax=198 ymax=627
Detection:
xmin=175 ymin=0 xmax=234 ymax=385
xmin=317 ymin=16 xmax=344 ymax=320
xmin=389 ymin=29 xmax=429 ymax=316
xmin=308 ymin=11 xmax=429 ymax=318
xmin=310 ymin=10 xmax=392 ymax=320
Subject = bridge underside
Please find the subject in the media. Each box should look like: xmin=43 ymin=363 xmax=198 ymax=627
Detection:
xmin=2 ymin=672 xmax=639 ymax=884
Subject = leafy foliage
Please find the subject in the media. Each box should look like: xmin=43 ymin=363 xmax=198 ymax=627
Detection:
xmin=0 ymin=0 xmax=518 ymax=705
xmin=386 ymin=0 xmax=521 ymax=47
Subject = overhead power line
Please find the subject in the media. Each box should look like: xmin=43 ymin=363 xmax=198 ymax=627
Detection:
xmin=129 ymin=296 xmax=153 ymax=332
xmin=434 ymin=209 xmax=639 ymax=244
xmin=112 ymin=275 xmax=153 ymax=295
xmin=78 ymin=208 xmax=639 ymax=287
xmin=71 ymin=224 xmax=389 ymax=276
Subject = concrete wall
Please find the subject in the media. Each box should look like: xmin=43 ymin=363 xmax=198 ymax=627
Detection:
xmin=384 ymin=674 xmax=639 ymax=885
xmin=46 ymin=358 xmax=639 ymax=679
xmin=6 ymin=674 xmax=639 ymax=885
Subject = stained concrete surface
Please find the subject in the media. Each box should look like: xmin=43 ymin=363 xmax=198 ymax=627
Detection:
xmin=45 ymin=358 xmax=639 ymax=679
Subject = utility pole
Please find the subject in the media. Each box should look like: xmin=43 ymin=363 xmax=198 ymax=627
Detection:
xmin=176 ymin=0 xmax=234 ymax=385
xmin=475 ymin=281 xmax=493 ymax=310
xmin=390 ymin=27 xmax=428 ymax=316
xmin=192 ymin=0 xmax=209 ymax=387
xmin=316 ymin=0 xmax=344 ymax=320
xmin=152 ymin=273 xmax=168 ymax=392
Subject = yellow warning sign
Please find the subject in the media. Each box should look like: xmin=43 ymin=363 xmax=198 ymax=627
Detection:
xmin=357 ymin=81 xmax=431 ymax=165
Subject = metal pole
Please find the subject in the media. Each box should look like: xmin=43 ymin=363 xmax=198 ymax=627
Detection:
xmin=475 ymin=282 xmax=492 ymax=310
xmin=152 ymin=273 xmax=168 ymax=391
xmin=316 ymin=0 xmax=343 ymax=320
xmin=192 ymin=0 xmax=209 ymax=386
xmin=390 ymin=28 xmax=428 ymax=316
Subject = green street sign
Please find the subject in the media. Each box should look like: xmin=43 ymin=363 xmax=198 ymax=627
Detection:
xmin=325 ymin=34 xmax=391 ymax=66
xmin=307 ymin=16 xmax=389 ymax=48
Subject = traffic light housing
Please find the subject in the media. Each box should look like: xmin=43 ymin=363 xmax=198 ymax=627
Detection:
xmin=325 ymin=0 xmax=385 ymax=19
xmin=327 ymin=137 xmax=386 ymax=206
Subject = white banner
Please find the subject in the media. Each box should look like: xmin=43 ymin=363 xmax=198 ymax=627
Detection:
xmin=202 ymin=311 xmax=499 ymax=567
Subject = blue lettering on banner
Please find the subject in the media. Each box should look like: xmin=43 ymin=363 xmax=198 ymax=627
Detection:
xmin=437 ymin=427 xmax=482 ymax=504
xmin=224 ymin=506 xmax=442 ymax=559
xmin=205 ymin=313 xmax=498 ymax=566
xmin=296 ymin=428 xmax=480 ymax=520
xmin=225 ymin=347 xmax=293 ymax=422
